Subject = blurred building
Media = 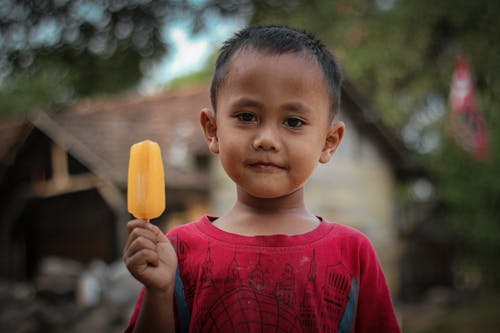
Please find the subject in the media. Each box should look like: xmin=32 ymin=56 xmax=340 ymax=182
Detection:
xmin=0 ymin=83 xmax=419 ymax=293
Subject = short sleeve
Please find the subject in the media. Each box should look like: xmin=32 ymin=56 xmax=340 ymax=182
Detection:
xmin=354 ymin=237 xmax=401 ymax=332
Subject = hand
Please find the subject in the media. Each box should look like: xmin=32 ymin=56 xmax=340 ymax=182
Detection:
xmin=123 ymin=220 xmax=178 ymax=293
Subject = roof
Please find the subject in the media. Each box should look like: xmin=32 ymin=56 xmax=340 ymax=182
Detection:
xmin=31 ymin=85 xmax=210 ymax=189
xmin=0 ymin=117 xmax=32 ymax=167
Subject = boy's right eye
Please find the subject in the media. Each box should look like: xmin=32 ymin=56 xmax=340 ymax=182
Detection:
xmin=235 ymin=112 xmax=257 ymax=123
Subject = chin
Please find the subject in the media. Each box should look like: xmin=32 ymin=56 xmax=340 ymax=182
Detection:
xmin=233 ymin=176 xmax=302 ymax=200
xmin=245 ymin=187 xmax=300 ymax=200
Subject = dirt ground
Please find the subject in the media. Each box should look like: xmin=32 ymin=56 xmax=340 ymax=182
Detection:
xmin=398 ymin=290 xmax=500 ymax=333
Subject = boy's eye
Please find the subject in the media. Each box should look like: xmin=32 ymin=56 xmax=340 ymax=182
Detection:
xmin=284 ymin=117 xmax=305 ymax=128
xmin=236 ymin=112 xmax=257 ymax=122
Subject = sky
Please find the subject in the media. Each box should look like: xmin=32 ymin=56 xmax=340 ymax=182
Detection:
xmin=140 ymin=16 xmax=244 ymax=94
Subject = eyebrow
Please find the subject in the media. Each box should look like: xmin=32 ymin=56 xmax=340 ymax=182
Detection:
xmin=231 ymin=97 xmax=312 ymax=114
xmin=280 ymin=101 xmax=312 ymax=114
xmin=231 ymin=97 xmax=263 ymax=109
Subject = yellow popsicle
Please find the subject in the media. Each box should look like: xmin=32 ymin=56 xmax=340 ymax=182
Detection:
xmin=127 ymin=140 xmax=165 ymax=220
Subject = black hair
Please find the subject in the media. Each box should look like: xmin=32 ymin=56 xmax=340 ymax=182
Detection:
xmin=210 ymin=24 xmax=343 ymax=118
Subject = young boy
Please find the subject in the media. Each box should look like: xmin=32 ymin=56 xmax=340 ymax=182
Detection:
xmin=124 ymin=25 xmax=400 ymax=332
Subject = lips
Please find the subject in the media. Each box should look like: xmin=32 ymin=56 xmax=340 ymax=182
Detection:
xmin=247 ymin=160 xmax=287 ymax=172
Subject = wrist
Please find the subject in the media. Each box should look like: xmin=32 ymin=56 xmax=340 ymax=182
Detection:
xmin=145 ymin=283 xmax=175 ymax=298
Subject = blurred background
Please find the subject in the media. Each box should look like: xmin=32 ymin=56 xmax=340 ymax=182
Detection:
xmin=1 ymin=1 xmax=499 ymax=332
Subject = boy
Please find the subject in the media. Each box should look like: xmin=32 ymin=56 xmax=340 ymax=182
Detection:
xmin=124 ymin=25 xmax=400 ymax=332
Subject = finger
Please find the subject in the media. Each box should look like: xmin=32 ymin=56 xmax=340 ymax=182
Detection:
xmin=124 ymin=222 xmax=156 ymax=252
xmin=144 ymin=222 xmax=168 ymax=244
xmin=125 ymin=248 xmax=160 ymax=272
xmin=124 ymin=234 xmax=158 ymax=260
xmin=157 ymin=241 xmax=178 ymax=266
xmin=124 ymin=220 xmax=146 ymax=250
xmin=129 ymin=227 xmax=157 ymax=243
xmin=127 ymin=219 xmax=148 ymax=234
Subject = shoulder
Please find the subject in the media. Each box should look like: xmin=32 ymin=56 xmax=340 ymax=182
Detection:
xmin=323 ymin=221 xmax=389 ymax=283
xmin=322 ymin=219 xmax=380 ymax=258
xmin=165 ymin=215 xmax=212 ymax=240
xmin=325 ymin=220 xmax=372 ymax=244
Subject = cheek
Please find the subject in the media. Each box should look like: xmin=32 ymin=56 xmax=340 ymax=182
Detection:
xmin=288 ymin=139 xmax=323 ymax=175
xmin=218 ymin=140 xmax=243 ymax=176
xmin=291 ymin=155 xmax=318 ymax=180
xmin=290 ymin=136 xmax=323 ymax=159
xmin=219 ymin=155 xmax=246 ymax=188
xmin=218 ymin=134 xmax=243 ymax=157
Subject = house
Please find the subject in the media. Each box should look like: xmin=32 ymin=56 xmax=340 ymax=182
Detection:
xmin=0 ymin=83 xmax=419 ymax=293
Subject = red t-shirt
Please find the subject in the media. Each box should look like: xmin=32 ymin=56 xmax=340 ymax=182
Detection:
xmin=125 ymin=216 xmax=400 ymax=332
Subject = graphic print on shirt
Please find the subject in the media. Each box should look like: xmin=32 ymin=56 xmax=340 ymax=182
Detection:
xmin=225 ymin=250 xmax=243 ymax=291
xmin=200 ymin=241 xmax=216 ymax=289
xmin=276 ymin=263 xmax=296 ymax=307
xmin=176 ymin=238 xmax=358 ymax=332
xmin=175 ymin=237 xmax=196 ymax=301
xmin=321 ymin=262 xmax=352 ymax=331
xmin=300 ymin=249 xmax=318 ymax=329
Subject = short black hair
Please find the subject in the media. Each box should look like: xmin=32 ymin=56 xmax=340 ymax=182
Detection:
xmin=210 ymin=24 xmax=343 ymax=118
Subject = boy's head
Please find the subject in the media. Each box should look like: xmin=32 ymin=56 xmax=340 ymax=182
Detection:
xmin=210 ymin=24 xmax=343 ymax=119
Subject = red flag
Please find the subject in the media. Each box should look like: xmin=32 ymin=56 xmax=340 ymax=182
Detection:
xmin=449 ymin=56 xmax=490 ymax=161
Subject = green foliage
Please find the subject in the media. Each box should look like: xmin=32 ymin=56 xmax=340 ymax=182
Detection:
xmin=432 ymin=95 xmax=500 ymax=288
xmin=247 ymin=0 xmax=499 ymax=126
xmin=0 ymin=0 xmax=243 ymax=116
xmin=0 ymin=0 xmax=171 ymax=114
xmin=0 ymin=64 xmax=73 ymax=114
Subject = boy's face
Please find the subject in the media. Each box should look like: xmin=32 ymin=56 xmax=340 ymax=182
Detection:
xmin=202 ymin=48 xmax=344 ymax=200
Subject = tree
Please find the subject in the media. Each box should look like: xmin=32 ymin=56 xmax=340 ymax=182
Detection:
xmin=0 ymin=0 xmax=245 ymax=115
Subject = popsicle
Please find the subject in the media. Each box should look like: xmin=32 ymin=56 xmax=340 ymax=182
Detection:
xmin=127 ymin=140 xmax=166 ymax=220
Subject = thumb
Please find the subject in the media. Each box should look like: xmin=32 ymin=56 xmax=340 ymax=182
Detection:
xmin=146 ymin=223 xmax=177 ymax=260
xmin=157 ymin=239 xmax=176 ymax=259
xmin=157 ymin=235 xmax=178 ymax=277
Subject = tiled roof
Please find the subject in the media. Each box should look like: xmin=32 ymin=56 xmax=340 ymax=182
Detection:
xmin=32 ymin=85 xmax=211 ymax=189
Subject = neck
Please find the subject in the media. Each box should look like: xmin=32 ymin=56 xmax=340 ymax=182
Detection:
xmin=236 ymin=186 xmax=307 ymax=214
xmin=213 ymin=187 xmax=320 ymax=236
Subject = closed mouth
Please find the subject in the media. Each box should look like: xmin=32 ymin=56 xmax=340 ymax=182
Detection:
xmin=247 ymin=161 xmax=286 ymax=171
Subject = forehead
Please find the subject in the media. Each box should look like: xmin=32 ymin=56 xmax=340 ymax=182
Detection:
xmin=218 ymin=48 xmax=330 ymax=110
xmin=226 ymin=47 xmax=323 ymax=81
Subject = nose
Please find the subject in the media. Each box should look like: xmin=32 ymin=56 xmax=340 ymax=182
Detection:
xmin=252 ymin=125 xmax=281 ymax=151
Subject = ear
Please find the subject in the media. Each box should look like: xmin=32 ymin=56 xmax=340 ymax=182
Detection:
xmin=200 ymin=108 xmax=219 ymax=154
xmin=319 ymin=121 xmax=344 ymax=164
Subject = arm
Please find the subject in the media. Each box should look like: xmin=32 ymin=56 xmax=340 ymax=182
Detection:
xmin=134 ymin=285 xmax=175 ymax=333
xmin=123 ymin=220 xmax=178 ymax=333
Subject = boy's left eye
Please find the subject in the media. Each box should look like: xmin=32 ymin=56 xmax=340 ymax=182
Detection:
xmin=283 ymin=117 xmax=305 ymax=128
